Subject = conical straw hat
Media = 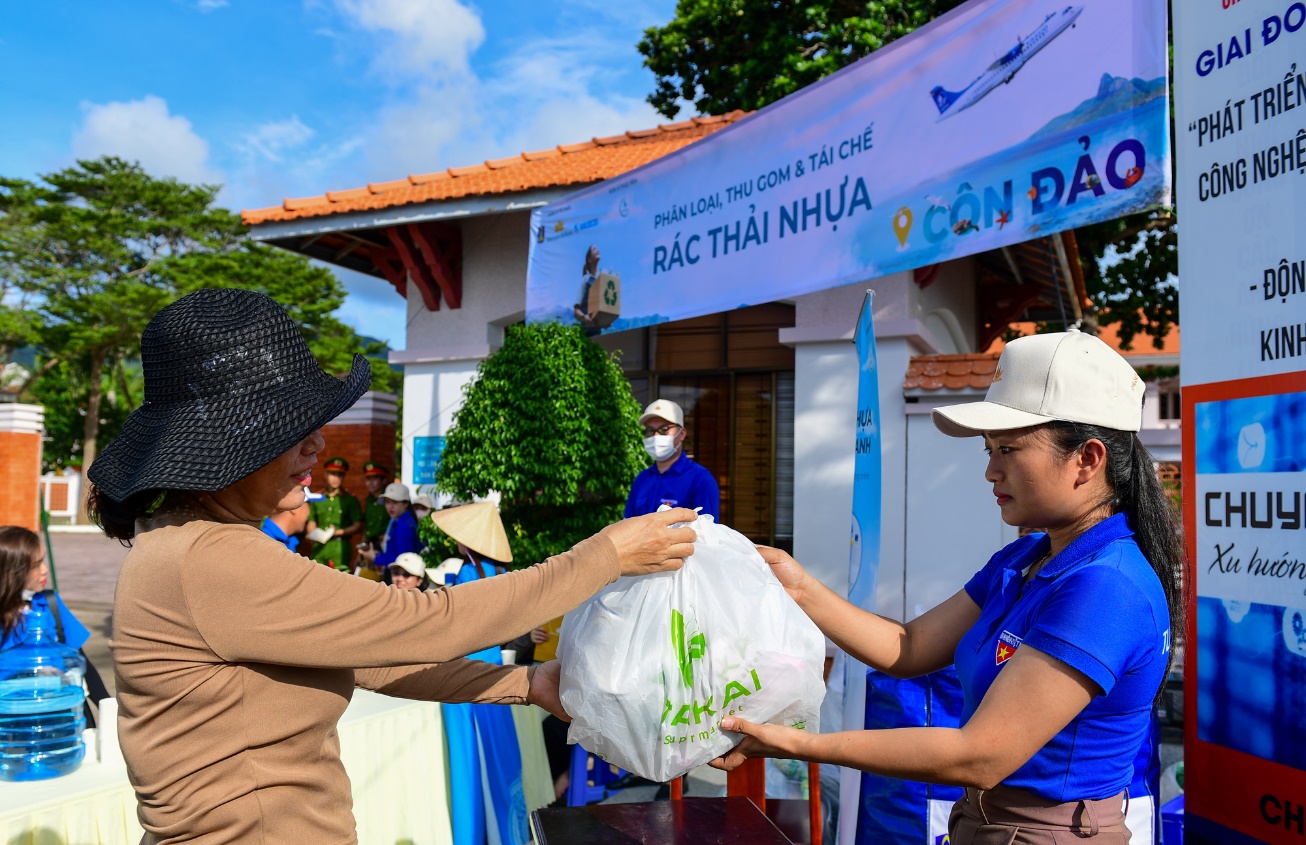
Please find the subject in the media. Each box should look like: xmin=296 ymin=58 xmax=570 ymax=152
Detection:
xmin=428 ymin=502 xmax=513 ymax=563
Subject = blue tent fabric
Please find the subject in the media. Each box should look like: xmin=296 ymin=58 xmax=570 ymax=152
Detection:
xmin=443 ymin=702 xmax=486 ymax=845
xmin=857 ymin=667 xmax=965 ymax=845
xmin=443 ymin=558 xmax=530 ymax=845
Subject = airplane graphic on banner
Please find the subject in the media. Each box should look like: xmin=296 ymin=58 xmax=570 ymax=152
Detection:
xmin=932 ymin=6 xmax=1084 ymax=118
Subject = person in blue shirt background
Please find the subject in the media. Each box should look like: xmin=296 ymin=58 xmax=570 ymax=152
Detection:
xmin=709 ymin=332 xmax=1182 ymax=845
xmin=358 ymin=482 xmax=422 ymax=581
xmin=625 ymin=399 xmax=720 ymax=520
xmin=0 ymin=525 xmax=90 ymax=652
xmin=260 ymin=495 xmax=310 ymax=553
xmin=1 ymin=525 xmax=110 ymax=726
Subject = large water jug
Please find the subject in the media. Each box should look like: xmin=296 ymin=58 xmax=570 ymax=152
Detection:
xmin=0 ymin=606 xmax=87 ymax=781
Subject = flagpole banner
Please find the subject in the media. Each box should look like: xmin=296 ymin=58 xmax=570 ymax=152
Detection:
xmin=527 ymin=0 xmax=1170 ymax=331
xmin=840 ymin=291 xmax=882 ymax=844
xmin=1175 ymin=0 xmax=1306 ymax=842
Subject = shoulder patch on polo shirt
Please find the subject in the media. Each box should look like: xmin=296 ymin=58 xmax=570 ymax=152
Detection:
xmin=996 ymin=630 xmax=1022 ymax=665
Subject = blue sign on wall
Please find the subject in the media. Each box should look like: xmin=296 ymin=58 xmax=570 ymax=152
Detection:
xmin=413 ymin=436 xmax=446 ymax=485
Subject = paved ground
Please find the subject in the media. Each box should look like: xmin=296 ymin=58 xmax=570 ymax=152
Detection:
xmin=46 ymin=528 xmax=125 ymax=697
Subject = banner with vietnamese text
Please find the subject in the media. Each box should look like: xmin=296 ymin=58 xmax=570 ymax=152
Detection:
xmin=1176 ymin=2 xmax=1306 ymax=843
xmin=526 ymin=0 xmax=1169 ymax=331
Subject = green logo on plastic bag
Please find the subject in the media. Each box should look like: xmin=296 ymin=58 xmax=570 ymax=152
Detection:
xmin=671 ymin=609 xmax=706 ymax=688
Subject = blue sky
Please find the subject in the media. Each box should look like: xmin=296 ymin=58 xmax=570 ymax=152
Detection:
xmin=0 ymin=0 xmax=678 ymax=343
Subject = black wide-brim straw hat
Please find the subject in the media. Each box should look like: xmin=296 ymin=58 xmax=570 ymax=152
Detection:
xmin=88 ymin=288 xmax=371 ymax=501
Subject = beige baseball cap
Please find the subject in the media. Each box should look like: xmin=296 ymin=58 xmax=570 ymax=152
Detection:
xmin=389 ymin=552 xmax=426 ymax=577
xmin=379 ymin=482 xmax=411 ymax=503
xmin=931 ymin=330 xmax=1144 ymax=437
xmin=638 ymin=398 xmax=684 ymax=428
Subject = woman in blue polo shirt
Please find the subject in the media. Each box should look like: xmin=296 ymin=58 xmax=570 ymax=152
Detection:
xmin=712 ymin=331 xmax=1181 ymax=844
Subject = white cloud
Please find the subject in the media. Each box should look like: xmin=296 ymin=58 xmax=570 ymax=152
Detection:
xmin=238 ymin=116 xmax=316 ymax=162
xmin=72 ymin=95 xmax=224 ymax=186
xmin=365 ymin=33 xmax=664 ymax=177
xmin=195 ymin=0 xmax=229 ymax=10
xmin=333 ymin=0 xmax=485 ymax=79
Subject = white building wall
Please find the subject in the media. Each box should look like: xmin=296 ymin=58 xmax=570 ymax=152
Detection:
xmin=399 ymin=361 xmax=481 ymax=493
xmin=791 ymin=341 xmax=859 ymax=599
xmin=394 ymin=212 xmax=532 ymax=364
xmin=393 ymin=212 xmax=536 ymax=493
xmin=784 ymin=268 xmax=980 ymax=621
xmin=903 ymin=405 xmax=1020 ymax=620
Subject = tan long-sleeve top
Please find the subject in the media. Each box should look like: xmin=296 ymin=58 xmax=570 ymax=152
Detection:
xmin=111 ymin=515 xmax=619 ymax=844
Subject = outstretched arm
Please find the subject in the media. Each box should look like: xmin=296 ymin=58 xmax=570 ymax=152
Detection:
xmin=758 ymin=547 xmax=979 ymax=678
xmin=712 ymin=644 xmax=1096 ymax=789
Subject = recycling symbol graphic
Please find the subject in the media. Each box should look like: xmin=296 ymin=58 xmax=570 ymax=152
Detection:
xmin=603 ymin=278 xmax=618 ymax=307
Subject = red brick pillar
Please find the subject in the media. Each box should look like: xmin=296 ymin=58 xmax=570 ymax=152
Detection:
xmin=318 ymin=392 xmax=399 ymax=493
xmin=0 ymin=404 xmax=45 ymax=531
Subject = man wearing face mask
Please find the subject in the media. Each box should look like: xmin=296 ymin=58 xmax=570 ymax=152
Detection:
xmin=624 ymin=399 xmax=720 ymax=519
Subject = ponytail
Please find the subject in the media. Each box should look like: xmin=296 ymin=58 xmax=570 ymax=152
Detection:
xmin=1045 ymin=422 xmax=1184 ymax=704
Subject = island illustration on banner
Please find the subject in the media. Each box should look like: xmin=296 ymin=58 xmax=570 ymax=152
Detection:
xmin=526 ymin=0 xmax=1170 ymax=332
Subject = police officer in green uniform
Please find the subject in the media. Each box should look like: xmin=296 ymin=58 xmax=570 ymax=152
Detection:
xmin=361 ymin=462 xmax=390 ymax=550
xmin=306 ymin=457 xmax=364 ymax=571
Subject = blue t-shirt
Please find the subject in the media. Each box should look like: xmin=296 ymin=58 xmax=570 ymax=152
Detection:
xmin=374 ymin=510 xmax=422 ymax=568
xmin=954 ymin=514 xmax=1170 ymax=802
xmin=1 ymin=591 xmax=91 ymax=652
xmin=624 ymin=453 xmax=720 ymax=519
xmin=449 ymin=560 xmax=505 ymax=664
xmin=259 ymin=517 xmax=300 ymax=553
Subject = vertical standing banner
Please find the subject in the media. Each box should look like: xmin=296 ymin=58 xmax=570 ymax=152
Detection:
xmin=527 ymin=0 xmax=1170 ymax=331
xmin=843 ymin=291 xmax=883 ymax=843
xmin=1175 ymin=3 xmax=1306 ymax=843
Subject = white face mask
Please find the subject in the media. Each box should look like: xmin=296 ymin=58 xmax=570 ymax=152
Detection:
xmin=644 ymin=434 xmax=679 ymax=462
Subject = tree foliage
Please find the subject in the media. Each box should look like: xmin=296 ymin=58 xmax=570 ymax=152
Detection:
xmin=429 ymin=322 xmax=646 ymax=566
xmin=639 ymin=0 xmax=1178 ymax=349
xmin=638 ymin=0 xmax=966 ymax=119
xmin=0 ymin=156 xmax=401 ymax=481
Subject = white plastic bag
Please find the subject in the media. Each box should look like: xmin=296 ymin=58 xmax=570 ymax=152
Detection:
xmin=557 ymin=514 xmax=826 ymax=782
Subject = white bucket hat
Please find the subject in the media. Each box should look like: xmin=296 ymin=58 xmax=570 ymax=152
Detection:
xmin=389 ymin=552 xmax=426 ymax=577
xmin=931 ymin=330 xmax=1144 ymax=437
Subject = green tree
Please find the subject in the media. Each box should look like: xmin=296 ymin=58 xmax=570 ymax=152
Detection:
xmin=0 ymin=156 xmax=401 ymax=497
xmin=639 ymin=0 xmax=1177 ymax=349
xmin=639 ymin=0 xmax=966 ymax=118
xmin=428 ymin=322 xmax=646 ymax=566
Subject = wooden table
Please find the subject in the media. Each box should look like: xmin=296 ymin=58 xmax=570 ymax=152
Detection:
xmin=530 ymin=797 xmax=793 ymax=845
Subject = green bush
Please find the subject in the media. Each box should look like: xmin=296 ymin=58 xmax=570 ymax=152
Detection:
xmin=422 ymin=322 xmax=646 ymax=566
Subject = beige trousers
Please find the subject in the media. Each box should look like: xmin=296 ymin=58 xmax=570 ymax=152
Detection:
xmin=949 ymin=783 xmax=1131 ymax=844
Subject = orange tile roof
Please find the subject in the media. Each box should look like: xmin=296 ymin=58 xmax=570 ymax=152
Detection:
xmin=908 ymin=324 xmax=1181 ymax=392
xmin=242 ymin=112 xmax=750 ymax=226
xmin=904 ymin=354 xmax=999 ymax=392
xmin=986 ymin=321 xmax=1181 ymax=357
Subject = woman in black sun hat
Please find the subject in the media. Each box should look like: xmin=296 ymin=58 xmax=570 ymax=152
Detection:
xmin=87 ymin=288 xmax=697 ymax=844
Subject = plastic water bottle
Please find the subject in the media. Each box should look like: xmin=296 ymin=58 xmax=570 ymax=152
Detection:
xmin=0 ymin=607 xmax=87 ymax=781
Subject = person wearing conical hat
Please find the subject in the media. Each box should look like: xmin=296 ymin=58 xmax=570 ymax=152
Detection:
xmin=431 ymin=502 xmax=512 ymax=573
xmin=306 ymin=457 xmax=363 ymax=571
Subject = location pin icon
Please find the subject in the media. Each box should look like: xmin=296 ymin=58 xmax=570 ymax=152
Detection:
xmin=893 ymin=207 xmax=913 ymax=250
